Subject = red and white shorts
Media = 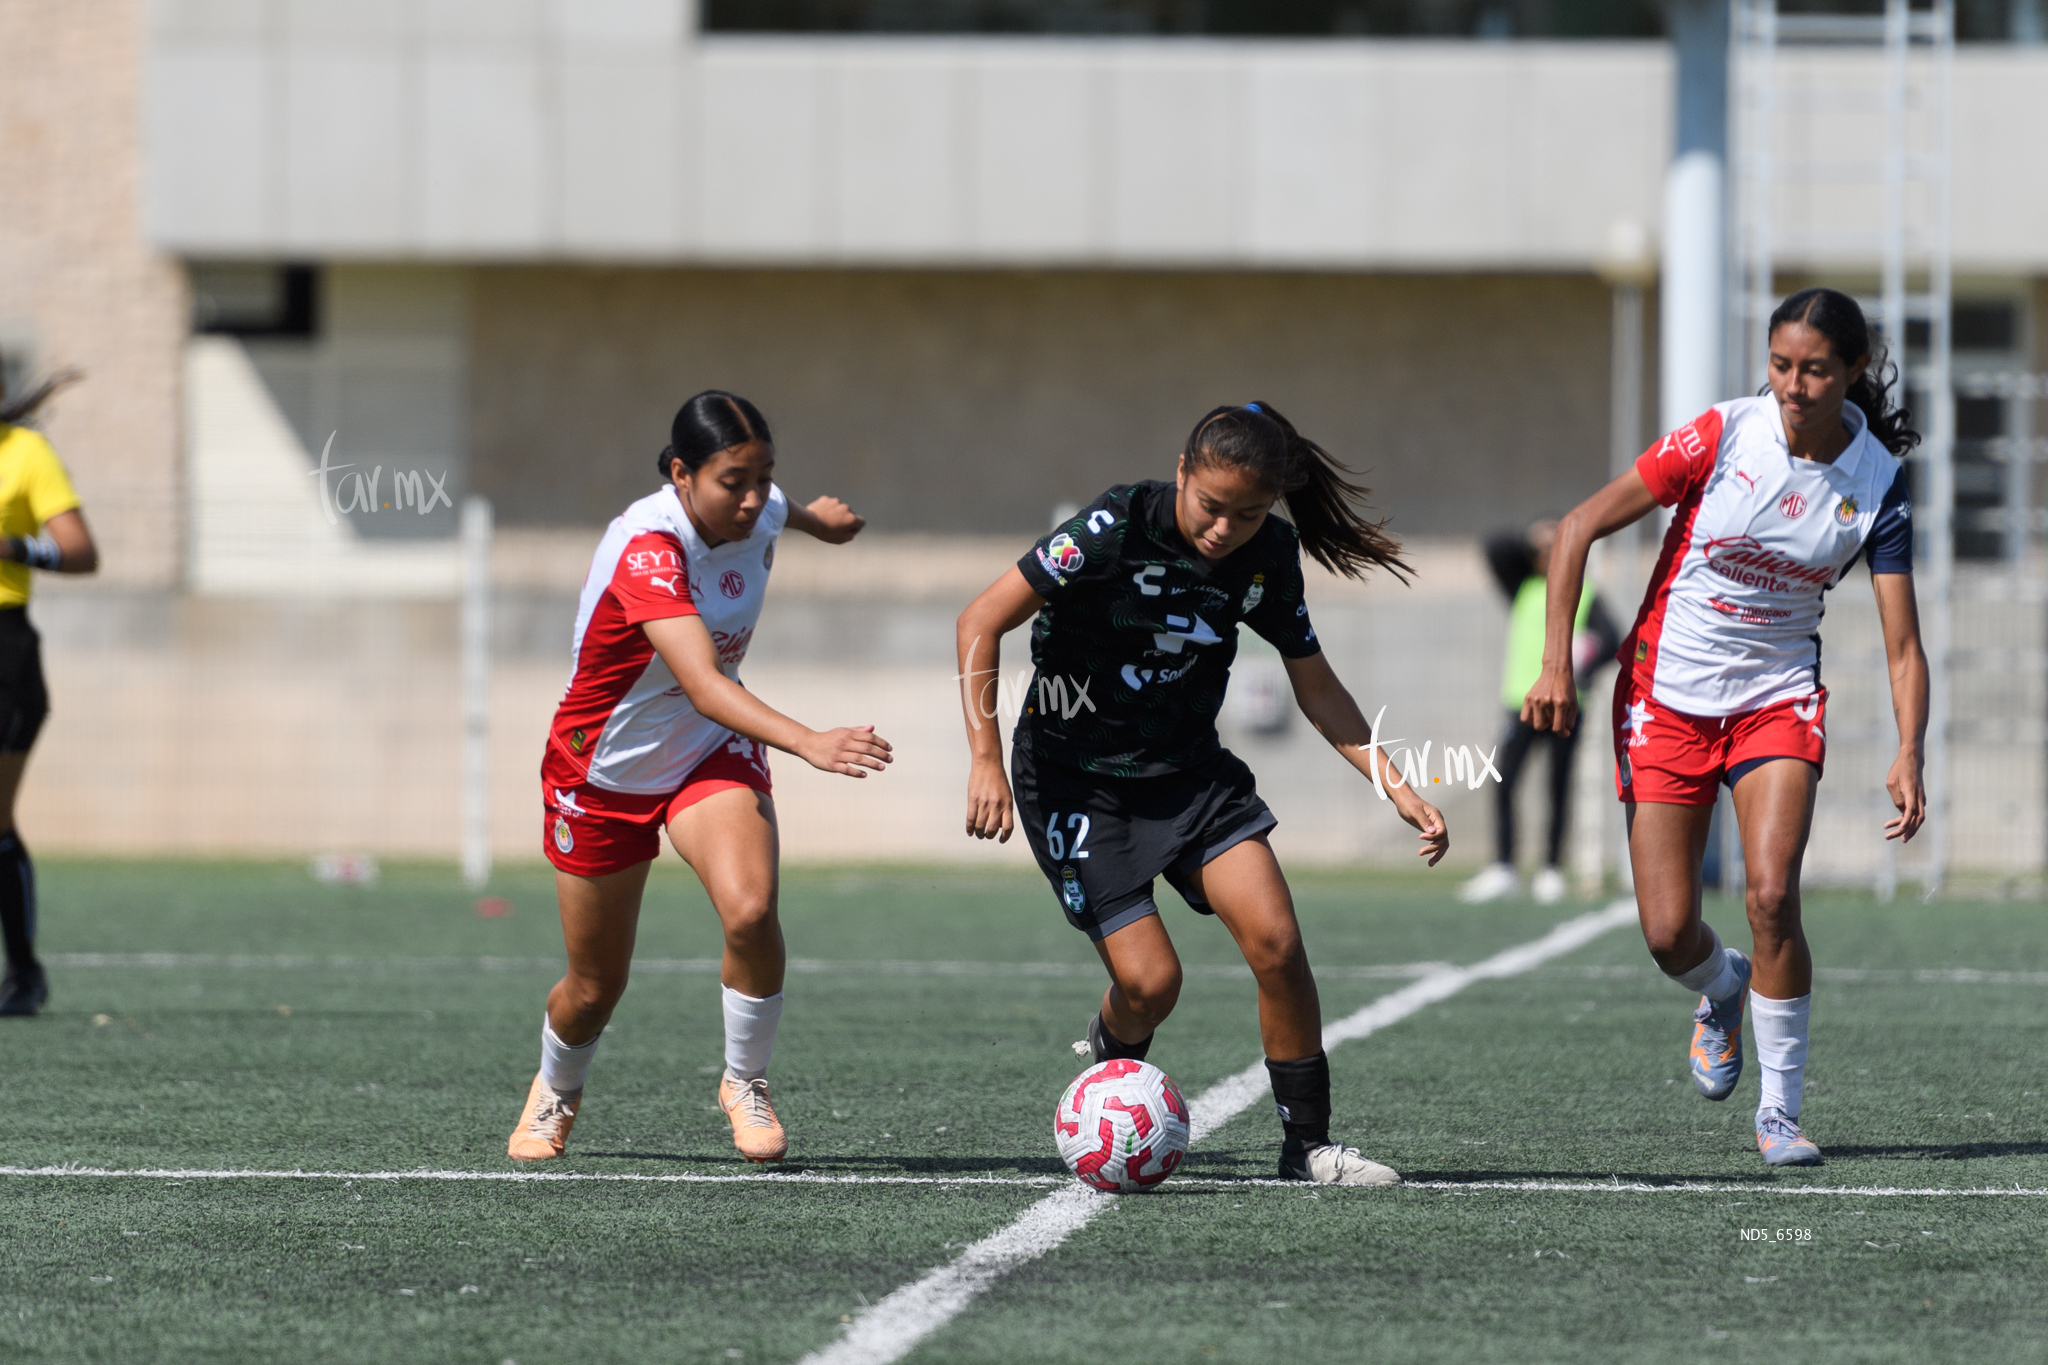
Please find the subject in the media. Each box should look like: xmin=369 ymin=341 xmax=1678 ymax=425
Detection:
xmin=541 ymin=737 xmax=773 ymax=878
xmin=1612 ymin=672 xmax=1826 ymax=806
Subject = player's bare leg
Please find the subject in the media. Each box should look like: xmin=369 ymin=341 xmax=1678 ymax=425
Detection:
xmin=1091 ymin=915 xmax=1183 ymax=1061
xmin=669 ymin=786 xmax=789 ymax=1161
xmin=510 ymin=862 xmax=651 ymax=1160
xmin=1732 ymin=759 xmax=1823 ymax=1165
xmin=1192 ymin=836 xmax=1397 ymax=1186
xmin=1628 ymin=799 xmax=1758 ymax=1108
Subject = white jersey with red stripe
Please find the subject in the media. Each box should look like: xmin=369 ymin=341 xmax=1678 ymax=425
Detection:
xmin=1623 ymin=394 xmax=1912 ymax=718
xmin=546 ymin=483 xmax=788 ymax=794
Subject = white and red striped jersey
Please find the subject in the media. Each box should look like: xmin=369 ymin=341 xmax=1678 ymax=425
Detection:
xmin=546 ymin=483 xmax=788 ymax=793
xmin=1624 ymin=395 xmax=1912 ymax=718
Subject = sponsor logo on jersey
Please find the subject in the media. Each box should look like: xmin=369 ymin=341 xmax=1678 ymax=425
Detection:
xmin=1046 ymin=533 xmax=1084 ymax=574
xmin=1779 ymin=492 xmax=1807 ymax=518
xmin=649 ymin=574 xmax=681 ymax=597
xmin=1701 ymin=535 xmax=1835 ymax=592
xmin=568 ymin=728 xmax=587 ymax=754
xmin=1835 ymin=493 xmax=1859 ymax=525
xmin=712 ymin=625 xmax=754 ymax=666
xmin=719 ymin=569 xmax=746 ymax=599
xmin=1707 ymin=596 xmax=1794 ymax=625
xmin=1060 ymin=865 xmax=1086 ymax=916
xmin=1675 ymin=422 xmax=1708 ymax=460
xmin=1240 ymin=574 xmax=1265 ymax=614
xmin=627 ymin=545 xmax=682 ymax=575
xmin=552 ymin=815 xmax=574 ymax=854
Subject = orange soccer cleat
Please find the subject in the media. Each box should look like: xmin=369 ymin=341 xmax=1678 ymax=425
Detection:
xmin=507 ymin=1073 xmax=580 ymax=1161
xmin=718 ymin=1071 xmax=788 ymax=1163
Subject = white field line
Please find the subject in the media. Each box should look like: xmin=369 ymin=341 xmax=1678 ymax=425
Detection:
xmin=799 ymin=899 xmax=1639 ymax=1365
xmin=6 ymin=1166 xmax=2045 ymax=1199
xmin=40 ymin=952 xmax=1446 ymax=982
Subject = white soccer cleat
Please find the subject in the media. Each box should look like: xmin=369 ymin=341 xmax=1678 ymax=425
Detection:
xmin=1457 ymin=863 xmax=1519 ymax=904
xmin=1281 ymin=1143 xmax=1402 ymax=1187
xmin=1531 ymin=867 xmax=1567 ymax=905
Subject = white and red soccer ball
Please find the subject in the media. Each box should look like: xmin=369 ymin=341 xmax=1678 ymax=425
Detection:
xmin=1054 ymin=1059 xmax=1191 ymax=1192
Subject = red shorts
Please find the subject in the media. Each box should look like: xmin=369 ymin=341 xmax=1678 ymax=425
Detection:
xmin=541 ymin=738 xmax=773 ymax=877
xmin=1612 ymin=673 xmax=1826 ymax=806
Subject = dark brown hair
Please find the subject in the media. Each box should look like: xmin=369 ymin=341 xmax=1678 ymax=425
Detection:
xmin=1183 ymin=402 xmax=1410 ymax=582
xmin=1768 ymin=288 xmax=1921 ymax=457
xmin=0 ymin=368 xmax=80 ymax=427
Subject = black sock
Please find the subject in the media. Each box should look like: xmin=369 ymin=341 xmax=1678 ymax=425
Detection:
xmin=1266 ymin=1052 xmax=1332 ymax=1150
xmin=0 ymin=831 xmax=36 ymax=974
xmin=1096 ymin=1013 xmax=1152 ymax=1062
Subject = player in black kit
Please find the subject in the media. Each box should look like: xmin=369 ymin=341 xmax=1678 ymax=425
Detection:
xmin=957 ymin=402 xmax=1448 ymax=1185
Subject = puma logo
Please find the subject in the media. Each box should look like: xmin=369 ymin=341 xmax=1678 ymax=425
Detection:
xmin=650 ymin=575 xmax=680 ymax=596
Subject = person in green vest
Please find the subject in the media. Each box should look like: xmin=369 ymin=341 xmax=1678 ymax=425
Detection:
xmin=1460 ymin=520 xmax=1617 ymax=905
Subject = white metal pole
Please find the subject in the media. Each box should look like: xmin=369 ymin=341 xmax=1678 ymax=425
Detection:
xmin=1922 ymin=0 xmax=1956 ymax=897
xmin=461 ymin=496 xmax=493 ymax=890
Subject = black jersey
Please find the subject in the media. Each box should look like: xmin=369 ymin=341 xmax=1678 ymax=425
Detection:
xmin=1012 ymin=480 xmax=1321 ymax=778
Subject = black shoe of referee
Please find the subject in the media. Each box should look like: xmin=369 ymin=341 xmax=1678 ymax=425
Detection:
xmin=0 ymin=960 xmax=47 ymax=1016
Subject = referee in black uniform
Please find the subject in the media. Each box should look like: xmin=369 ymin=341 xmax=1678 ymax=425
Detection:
xmin=957 ymin=402 xmax=1446 ymax=1186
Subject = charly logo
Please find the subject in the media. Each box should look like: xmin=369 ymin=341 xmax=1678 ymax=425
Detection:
xmin=1779 ymin=492 xmax=1807 ymax=518
xmin=1060 ymin=865 xmax=1086 ymax=915
xmin=308 ymin=431 xmax=454 ymax=525
xmin=1240 ymin=573 xmax=1265 ymax=614
xmin=552 ymin=816 xmax=574 ymax=854
xmin=1835 ymin=493 xmax=1859 ymax=525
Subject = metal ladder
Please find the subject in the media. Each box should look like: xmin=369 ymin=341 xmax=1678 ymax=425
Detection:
xmin=1728 ymin=0 xmax=1955 ymax=896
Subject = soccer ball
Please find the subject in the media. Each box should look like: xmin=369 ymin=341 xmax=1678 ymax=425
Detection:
xmin=1054 ymin=1059 xmax=1191 ymax=1192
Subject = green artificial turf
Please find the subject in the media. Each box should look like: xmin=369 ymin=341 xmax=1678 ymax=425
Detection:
xmin=5 ymin=860 xmax=2046 ymax=1363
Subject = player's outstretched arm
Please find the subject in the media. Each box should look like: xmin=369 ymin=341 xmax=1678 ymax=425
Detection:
xmin=955 ymin=567 xmax=1046 ymax=843
xmin=1873 ymin=571 xmax=1929 ymax=842
xmin=1282 ymin=651 xmax=1449 ymax=866
xmin=784 ymin=493 xmax=866 ymax=544
xmin=642 ymin=614 xmax=891 ymax=777
xmin=1522 ymin=467 xmax=1660 ymax=736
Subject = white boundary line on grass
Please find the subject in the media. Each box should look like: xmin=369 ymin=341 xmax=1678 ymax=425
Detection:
xmin=797 ymin=899 xmax=1639 ymax=1365
xmin=5 ymin=1167 xmax=2044 ymax=1198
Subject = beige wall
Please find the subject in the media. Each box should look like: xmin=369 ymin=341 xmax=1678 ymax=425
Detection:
xmin=0 ymin=0 xmax=184 ymax=587
xmin=470 ymin=267 xmax=1640 ymax=538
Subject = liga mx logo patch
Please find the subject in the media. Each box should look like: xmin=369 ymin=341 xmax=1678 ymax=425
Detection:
xmin=1060 ymin=865 xmax=1086 ymax=917
xmin=1046 ymin=533 xmax=1084 ymax=574
xmin=1241 ymin=573 xmax=1265 ymax=614
xmin=553 ymin=816 xmax=574 ymax=854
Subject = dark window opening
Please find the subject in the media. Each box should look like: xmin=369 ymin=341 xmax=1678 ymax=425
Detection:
xmin=704 ymin=0 xmax=2039 ymax=40
xmin=190 ymin=262 xmax=321 ymax=339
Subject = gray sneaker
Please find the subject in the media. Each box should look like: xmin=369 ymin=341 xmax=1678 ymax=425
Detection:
xmin=1756 ymin=1107 xmax=1822 ymax=1167
xmin=1279 ymin=1141 xmax=1402 ymax=1186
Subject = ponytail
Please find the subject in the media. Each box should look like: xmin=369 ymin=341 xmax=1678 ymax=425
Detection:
xmin=656 ymin=389 xmax=772 ymax=480
xmin=1182 ymin=402 xmax=1410 ymax=583
xmin=0 ymin=368 xmax=80 ymax=428
xmin=1767 ymin=287 xmax=1921 ymax=457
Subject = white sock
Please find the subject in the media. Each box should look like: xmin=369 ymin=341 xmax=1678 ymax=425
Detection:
xmin=722 ymin=985 xmax=784 ymax=1081
xmin=1667 ymin=925 xmax=1742 ymax=1001
xmin=539 ymin=1016 xmax=599 ymax=1095
xmin=1751 ymin=992 xmax=1812 ymax=1118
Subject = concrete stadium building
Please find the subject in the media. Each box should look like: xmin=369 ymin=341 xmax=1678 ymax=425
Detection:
xmin=3 ymin=1 xmax=2045 ymax=878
